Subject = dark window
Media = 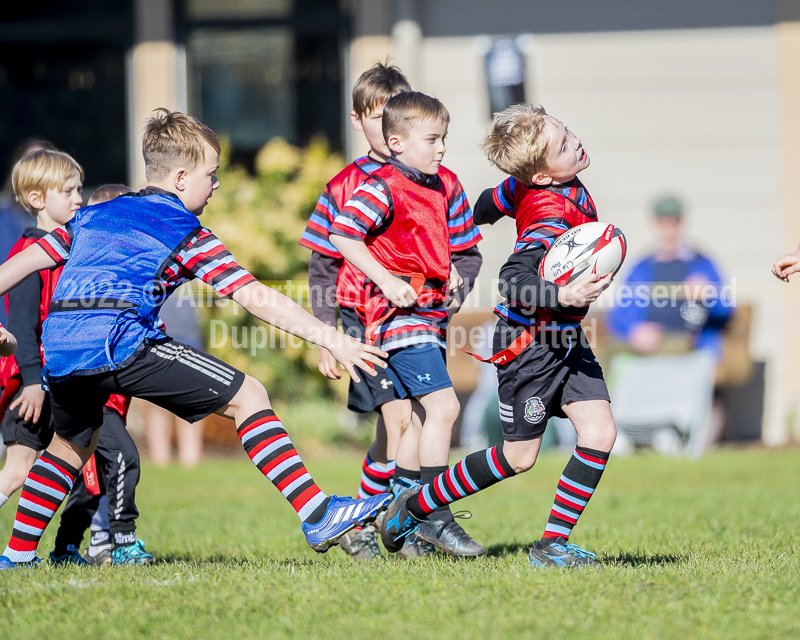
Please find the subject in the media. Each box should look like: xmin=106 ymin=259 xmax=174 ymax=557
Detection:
xmin=0 ymin=3 xmax=133 ymax=185
xmin=182 ymin=0 xmax=348 ymax=171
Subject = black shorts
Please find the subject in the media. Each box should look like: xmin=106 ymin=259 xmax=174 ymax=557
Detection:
xmin=339 ymin=307 xmax=398 ymax=413
xmin=48 ymin=340 xmax=245 ymax=448
xmin=494 ymin=324 xmax=610 ymax=442
xmin=1 ymin=386 xmax=54 ymax=450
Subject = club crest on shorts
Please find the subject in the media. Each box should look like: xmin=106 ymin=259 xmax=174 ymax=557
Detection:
xmin=523 ymin=397 xmax=546 ymax=424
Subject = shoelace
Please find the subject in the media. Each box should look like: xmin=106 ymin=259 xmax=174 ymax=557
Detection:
xmin=564 ymin=543 xmax=597 ymax=560
xmin=393 ymin=520 xmax=421 ymax=544
xmin=443 ymin=512 xmax=475 ymax=542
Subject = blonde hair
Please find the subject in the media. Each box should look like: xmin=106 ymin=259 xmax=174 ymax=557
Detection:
xmin=142 ymin=109 xmax=220 ymax=182
xmin=382 ymin=91 xmax=450 ymax=141
xmin=12 ymin=149 xmax=84 ymax=214
xmin=482 ymin=104 xmax=549 ymax=183
xmin=352 ymin=61 xmax=412 ymax=118
xmin=89 ymin=183 xmax=132 ymax=206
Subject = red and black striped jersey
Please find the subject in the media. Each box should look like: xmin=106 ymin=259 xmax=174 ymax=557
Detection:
xmin=302 ymin=156 xmax=480 ymax=310
xmin=39 ymin=226 xmax=255 ymax=299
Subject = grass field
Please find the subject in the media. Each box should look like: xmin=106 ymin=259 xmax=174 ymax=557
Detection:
xmin=1 ymin=447 xmax=799 ymax=639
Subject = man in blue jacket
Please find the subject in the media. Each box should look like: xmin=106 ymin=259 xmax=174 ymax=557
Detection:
xmin=606 ymin=196 xmax=732 ymax=358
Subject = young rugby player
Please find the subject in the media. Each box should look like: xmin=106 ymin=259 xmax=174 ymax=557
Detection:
xmin=0 ymin=150 xmax=84 ymax=520
xmin=380 ymin=104 xmax=617 ymax=567
xmin=50 ymin=183 xmax=152 ymax=566
xmin=330 ymin=92 xmax=485 ymax=557
xmin=0 ymin=159 xmax=152 ymax=566
xmin=0 ymin=110 xmax=390 ymax=569
xmin=302 ymin=64 xmax=482 ymax=559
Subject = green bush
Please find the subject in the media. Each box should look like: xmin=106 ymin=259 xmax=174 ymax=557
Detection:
xmin=199 ymin=136 xmax=346 ymax=404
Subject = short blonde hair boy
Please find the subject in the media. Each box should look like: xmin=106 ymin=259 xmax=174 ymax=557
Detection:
xmin=142 ymin=108 xmax=221 ymax=182
xmin=88 ymin=184 xmax=132 ymax=206
xmin=482 ymin=104 xmax=549 ymax=184
xmin=352 ymin=61 xmax=412 ymax=118
xmin=12 ymin=149 xmax=84 ymax=214
xmin=382 ymin=91 xmax=450 ymax=141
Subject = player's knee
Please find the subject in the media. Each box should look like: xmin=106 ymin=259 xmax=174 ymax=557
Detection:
xmin=6 ymin=467 xmax=30 ymax=492
xmin=501 ymin=440 xmax=541 ymax=473
xmin=429 ymin=392 xmax=460 ymax=424
xmin=240 ymin=375 xmax=271 ymax=407
xmin=581 ymin=421 xmax=617 ymax=452
xmin=229 ymin=376 xmax=271 ymax=416
xmin=381 ymin=400 xmax=413 ymax=434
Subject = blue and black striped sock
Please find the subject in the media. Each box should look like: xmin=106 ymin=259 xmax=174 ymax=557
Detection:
xmin=407 ymin=446 xmax=515 ymax=519
xmin=542 ymin=446 xmax=609 ymax=540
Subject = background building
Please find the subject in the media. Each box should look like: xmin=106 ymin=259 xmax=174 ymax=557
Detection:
xmin=2 ymin=0 xmax=799 ymax=443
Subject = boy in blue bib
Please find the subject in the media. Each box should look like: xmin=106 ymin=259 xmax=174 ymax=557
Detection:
xmin=0 ymin=110 xmax=391 ymax=568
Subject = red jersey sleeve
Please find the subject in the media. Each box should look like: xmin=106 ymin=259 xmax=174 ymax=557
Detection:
xmin=447 ymin=179 xmax=481 ymax=251
xmin=36 ymin=226 xmax=72 ymax=265
xmin=492 ymin=177 xmax=518 ymax=218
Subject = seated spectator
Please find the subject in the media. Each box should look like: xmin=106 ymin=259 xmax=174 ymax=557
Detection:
xmin=606 ymin=196 xmax=732 ymax=359
xmin=605 ymin=196 xmax=733 ymax=455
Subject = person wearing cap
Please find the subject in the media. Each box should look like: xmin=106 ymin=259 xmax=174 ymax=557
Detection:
xmin=606 ymin=196 xmax=732 ymax=358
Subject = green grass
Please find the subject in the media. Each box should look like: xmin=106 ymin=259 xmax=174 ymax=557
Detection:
xmin=1 ymin=447 xmax=799 ymax=639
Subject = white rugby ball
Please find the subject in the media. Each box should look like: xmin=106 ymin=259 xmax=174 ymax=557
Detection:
xmin=539 ymin=221 xmax=627 ymax=286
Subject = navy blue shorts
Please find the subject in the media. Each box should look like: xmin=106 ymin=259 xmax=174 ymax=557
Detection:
xmin=385 ymin=343 xmax=452 ymax=399
xmin=340 ymin=307 xmax=398 ymax=413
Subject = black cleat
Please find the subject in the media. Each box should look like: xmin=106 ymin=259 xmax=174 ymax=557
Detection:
xmin=380 ymin=479 xmax=424 ymax=553
xmin=397 ymin=538 xmax=435 ymax=559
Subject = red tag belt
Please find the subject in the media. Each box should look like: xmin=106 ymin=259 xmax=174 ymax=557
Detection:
xmin=462 ymin=309 xmax=553 ymax=365
xmin=361 ymin=272 xmax=446 ymax=348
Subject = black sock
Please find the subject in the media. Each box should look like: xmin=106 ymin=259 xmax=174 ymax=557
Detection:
xmin=393 ymin=466 xmax=421 ymax=483
xmin=420 ymin=465 xmax=448 ymax=485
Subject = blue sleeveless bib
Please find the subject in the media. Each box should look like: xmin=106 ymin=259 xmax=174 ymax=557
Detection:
xmin=43 ymin=193 xmax=201 ymax=379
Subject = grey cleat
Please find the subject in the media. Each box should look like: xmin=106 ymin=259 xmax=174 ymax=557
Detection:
xmin=339 ymin=524 xmax=383 ymax=561
xmin=415 ymin=509 xmax=485 ymax=558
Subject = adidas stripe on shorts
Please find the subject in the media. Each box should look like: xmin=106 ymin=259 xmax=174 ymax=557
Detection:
xmin=48 ymin=340 xmax=245 ymax=448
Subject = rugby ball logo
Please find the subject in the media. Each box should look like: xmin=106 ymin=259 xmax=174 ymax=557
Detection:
xmin=539 ymin=221 xmax=627 ymax=286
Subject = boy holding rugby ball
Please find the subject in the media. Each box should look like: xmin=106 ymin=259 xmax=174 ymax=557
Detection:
xmin=381 ymin=104 xmax=617 ymax=568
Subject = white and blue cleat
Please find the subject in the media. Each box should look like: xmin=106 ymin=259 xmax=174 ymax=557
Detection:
xmin=0 ymin=555 xmax=42 ymax=571
xmin=302 ymin=493 xmax=391 ymax=552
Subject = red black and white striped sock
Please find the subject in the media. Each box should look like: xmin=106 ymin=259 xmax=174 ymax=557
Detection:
xmin=357 ymin=454 xmax=395 ymax=498
xmin=408 ymin=446 xmax=515 ymax=519
xmin=237 ymin=410 xmax=329 ymax=524
xmin=3 ymin=451 xmax=78 ymax=563
xmin=542 ymin=446 xmax=609 ymax=540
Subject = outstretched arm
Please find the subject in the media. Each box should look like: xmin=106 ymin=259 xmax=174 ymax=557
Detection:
xmin=232 ymin=281 xmax=387 ymax=383
xmin=0 ymin=244 xmax=58 ymax=299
